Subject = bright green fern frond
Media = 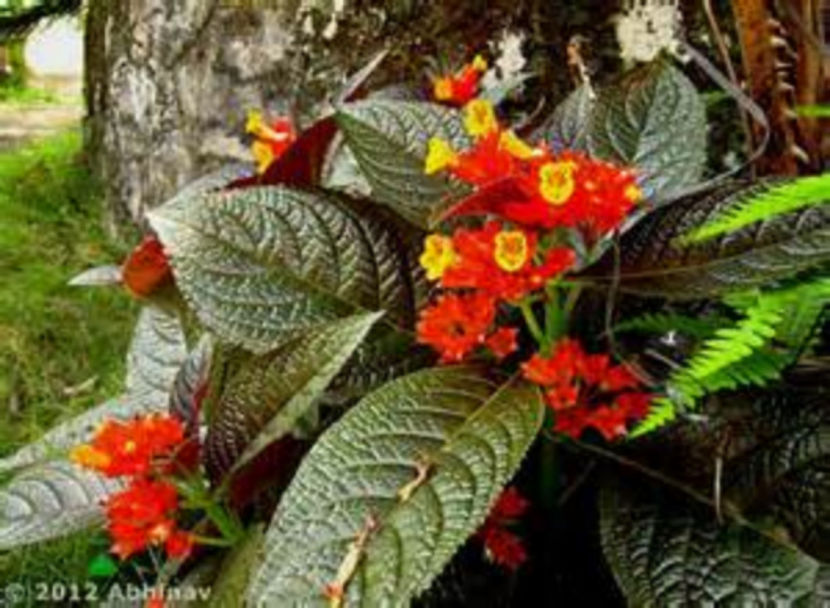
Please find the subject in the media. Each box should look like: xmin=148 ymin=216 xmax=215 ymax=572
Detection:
xmin=614 ymin=312 xmax=723 ymax=339
xmin=629 ymin=398 xmax=678 ymax=438
xmin=678 ymin=173 xmax=830 ymax=244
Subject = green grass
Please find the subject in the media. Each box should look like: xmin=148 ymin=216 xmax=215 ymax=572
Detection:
xmin=0 ymin=83 xmax=59 ymax=105
xmin=0 ymin=130 xmax=139 ymax=589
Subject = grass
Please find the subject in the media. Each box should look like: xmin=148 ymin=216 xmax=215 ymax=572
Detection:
xmin=0 ymin=130 xmax=139 ymax=589
xmin=0 ymin=83 xmax=59 ymax=105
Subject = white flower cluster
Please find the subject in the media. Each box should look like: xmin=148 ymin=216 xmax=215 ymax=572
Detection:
xmin=616 ymin=0 xmax=683 ymax=63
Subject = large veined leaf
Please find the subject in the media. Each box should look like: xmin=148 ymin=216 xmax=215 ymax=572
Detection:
xmin=206 ymin=525 xmax=265 ymax=608
xmin=538 ymin=84 xmax=596 ymax=151
xmin=587 ymin=58 xmax=707 ymax=201
xmin=600 ymin=476 xmax=830 ymax=606
xmin=583 ymin=181 xmax=830 ymax=299
xmin=247 ymin=367 xmax=544 ymax=606
xmin=204 ymin=312 xmax=382 ymax=481
xmin=0 ymin=307 xmax=186 ymax=473
xmin=125 ymin=305 xmax=188 ymax=403
xmin=169 ymin=334 xmax=214 ymax=435
xmin=0 ymin=461 xmax=120 ymax=550
xmin=148 ymin=186 xmax=426 ymax=354
xmin=336 ymin=99 xmax=471 ymax=227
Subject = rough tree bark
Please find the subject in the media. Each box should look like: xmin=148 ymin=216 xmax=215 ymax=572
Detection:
xmin=83 ymin=0 xmax=621 ymax=231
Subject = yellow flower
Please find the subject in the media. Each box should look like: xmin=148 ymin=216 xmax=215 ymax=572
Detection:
xmin=625 ymin=184 xmax=643 ymax=203
xmin=419 ymin=234 xmax=457 ymax=280
xmin=539 ymin=161 xmax=577 ymax=205
xmin=433 ymin=77 xmax=454 ymax=101
xmin=246 ymin=110 xmax=265 ymax=136
xmin=70 ymin=444 xmax=111 ymax=470
xmin=463 ymin=99 xmax=498 ymax=139
xmin=493 ymin=230 xmax=530 ymax=272
xmin=425 ymin=137 xmax=458 ymax=175
xmin=472 ymin=54 xmax=488 ymax=72
xmin=499 ymin=130 xmax=536 ymax=160
xmin=252 ymin=140 xmax=275 ymax=175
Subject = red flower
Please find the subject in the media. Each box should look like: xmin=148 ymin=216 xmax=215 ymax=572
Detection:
xmin=477 ymin=487 xmax=529 ymax=571
xmin=426 ymin=102 xmax=643 ymax=239
xmin=424 ymin=221 xmax=574 ymax=302
xmin=485 ymin=327 xmax=519 ymax=360
xmin=433 ymin=55 xmax=488 ymax=106
xmin=71 ymin=414 xmax=185 ymax=477
xmin=122 ymin=236 xmax=173 ymax=299
xmin=105 ymin=478 xmax=182 ymax=560
xmin=246 ymin=111 xmax=297 ymax=174
xmin=416 ymin=292 xmax=497 ymax=363
xmin=165 ymin=530 xmax=195 ymax=559
xmin=521 ymin=339 xmax=652 ymax=440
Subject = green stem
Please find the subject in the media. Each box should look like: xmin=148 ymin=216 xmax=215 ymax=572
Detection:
xmin=519 ymin=299 xmax=546 ymax=347
xmin=191 ymin=534 xmax=235 ymax=548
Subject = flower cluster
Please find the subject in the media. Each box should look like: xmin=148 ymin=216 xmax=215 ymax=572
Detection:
xmin=432 ymin=54 xmax=488 ymax=106
xmin=416 ymin=85 xmax=653 ymax=439
xmin=71 ymin=415 xmax=194 ymax=561
xmin=523 ymin=339 xmax=652 ymax=440
xmin=426 ymin=99 xmax=643 ymax=239
xmin=477 ymin=487 xmax=529 ymax=570
xmin=246 ymin=110 xmax=296 ymax=174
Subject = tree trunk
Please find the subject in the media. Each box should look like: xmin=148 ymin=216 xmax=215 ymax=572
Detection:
xmin=83 ymin=0 xmax=620 ymax=231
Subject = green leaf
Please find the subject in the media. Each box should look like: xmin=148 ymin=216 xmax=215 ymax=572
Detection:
xmin=0 ymin=306 xmax=186 ymax=473
xmin=614 ymin=312 xmax=723 ymax=339
xmin=336 ymin=100 xmax=471 ymax=227
xmin=600 ymin=476 xmax=830 ymax=606
xmin=87 ymin=553 xmax=119 ymax=578
xmin=679 ymin=175 xmax=830 ymax=244
xmin=584 ymin=181 xmax=830 ymax=299
xmin=247 ymin=368 xmax=544 ymax=606
xmin=0 ymin=461 xmax=120 ymax=550
xmin=205 ymin=312 xmax=383 ymax=480
xmin=169 ymin=334 xmax=214 ymax=432
xmin=206 ymin=525 xmax=265 ymax=608
xmin=587 ymin=59 xmax=707 ymax=200
xmin=539 ymin=84 xmax=596 ymax=151
xmin=148 ymin=186 xmax=426 ymax=354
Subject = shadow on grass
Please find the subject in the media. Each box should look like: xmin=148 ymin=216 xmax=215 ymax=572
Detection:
xmin=0 ymin=130 xmax=139 ymax=588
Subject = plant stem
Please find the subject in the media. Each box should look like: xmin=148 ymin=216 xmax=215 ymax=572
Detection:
xmin=190 ymin=534 xmax=235 ymax=548
xmin=519 ymin=299 xmax=546 ymax=347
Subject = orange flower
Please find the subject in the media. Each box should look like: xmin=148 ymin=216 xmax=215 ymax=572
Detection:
xmin=416 ymin=292 xmax=497 ymax=363
xmin=428 ymin=107 xmax=642 ymax=239
xmin=484 ymin=327 xmax=519 ymax=360
xmin=521 ymin=338 xmax=652 ymax=440
xmin=434 ymin=221 xmax=574 ymax=302
xmin=432 ymin=54 xmax=488 ymax=106
xmin=246 ymin=111 xmax=296 ymax=174
xmin=477 ymin=487 xmax=529 ymax=570
xmin=106 ymin=478 xmax=184 ymax=560
xmin=71 ymin=414 xmax=185 ymax=477
xmin=122 ymin=236 xmax=173 ymax=299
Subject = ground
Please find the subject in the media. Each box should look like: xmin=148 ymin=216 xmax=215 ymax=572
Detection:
xmin=0 ymin=128 xmax=137 ymax=589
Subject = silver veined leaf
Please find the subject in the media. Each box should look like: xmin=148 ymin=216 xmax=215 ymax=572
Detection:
xmin=125 ymin=305 xmax=188 ymax=404
xmin=336 ymin=99 xmax=471 ymax=228
xmin=205 ymin=312 xmax=383 ymax=481
xmin=247 ymin=367 xmax=544 ymax=606
xmin=0 ymin=460 xmax=121 ymax=550
xmin=67 ymin=265 xmax=123 ymax=287
xmin=587 ymin=58 xmax=707 ymax=201
xmin=600 ymin=476 xmax=830 ymax=606
xmin=148 ymin=186 xmax=425 ymax=354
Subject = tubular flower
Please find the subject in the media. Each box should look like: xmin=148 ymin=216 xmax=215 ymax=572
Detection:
xmin=416 ymin=292 xmax=497 ymax=363
xmin=426 ymin=103 xmax=642 ymax=239
xmin=522 ymin=338 xmax=652 ymax=440
xmin=122 ymin=236 xmax=173 ymax=299
xmin=105 ymin=478 xmax=190 ymax=560
xmin=432 ymin=54 xmax=488 ymax=106
xmin=71 ymin=414 xmax=185 ymax=477
xmin=246 ymin=110 xmax=296 ymax=174
xmin=477 ymin=487 xmax=529 ymax=570
xmin=433 ymin=221 xmax=574 ymax=302
xmin=419 ymin=234 xmax=457 ymax=281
